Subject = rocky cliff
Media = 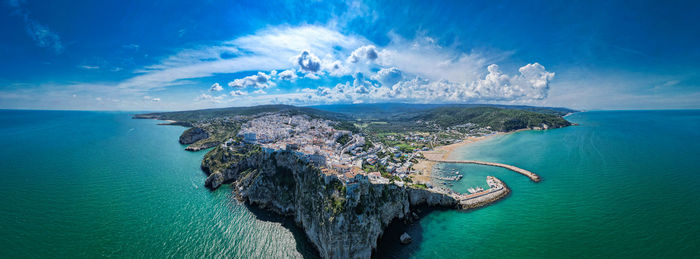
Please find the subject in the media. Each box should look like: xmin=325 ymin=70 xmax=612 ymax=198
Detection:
xmin=179 ymin=127 xmax=209 ymax=145
xmin=201 ymin=144 xmax=459 ymax=258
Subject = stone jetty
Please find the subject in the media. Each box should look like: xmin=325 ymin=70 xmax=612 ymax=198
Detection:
xmin=427 ymin=159 xmax=541 ymax=182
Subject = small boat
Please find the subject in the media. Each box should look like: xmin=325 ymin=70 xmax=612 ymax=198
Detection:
xmin=467 ymin=187 xmax=484 ymax=194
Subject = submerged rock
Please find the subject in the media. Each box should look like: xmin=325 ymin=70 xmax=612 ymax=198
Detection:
xmin=400 ymin=232 xmax=412 ymax=244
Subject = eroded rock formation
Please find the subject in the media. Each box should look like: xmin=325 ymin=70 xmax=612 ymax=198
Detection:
xmin=201 ymin=145 xmax=459 ymax=258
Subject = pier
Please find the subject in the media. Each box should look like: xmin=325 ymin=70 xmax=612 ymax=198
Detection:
xmin=454 ymin=176 xmax=510 ymax=209
xmin=426 ymin=159 xmax=541 ymax=182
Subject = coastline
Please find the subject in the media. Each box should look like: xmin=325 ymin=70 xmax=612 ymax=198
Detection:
xmin=414 ymin=129 xmax=530 ymax=183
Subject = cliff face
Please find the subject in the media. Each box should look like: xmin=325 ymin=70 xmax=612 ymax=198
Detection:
xmin=201 ymin=146 xmax=457 ymax=258
xmin=179 ymin=127 xmax=209 ymax=145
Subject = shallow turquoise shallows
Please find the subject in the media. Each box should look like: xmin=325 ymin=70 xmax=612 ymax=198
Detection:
xmin=0 ymin=110 xmax=315 ymax=258
xmin=1 ymin=110 xmax=700 ymax=258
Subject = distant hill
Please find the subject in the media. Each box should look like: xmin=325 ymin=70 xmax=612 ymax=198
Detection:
xmin=310 ymin=103 xmax=576 ymax=121
xmin=133 ymin=104 xmax=350 ymax=122
xmin=134 ymin=103 xmax=575 ymax=133
xmin=413 ymin=106 xmax=571 ymax=131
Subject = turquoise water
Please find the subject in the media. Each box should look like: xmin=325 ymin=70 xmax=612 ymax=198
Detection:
xmin=1 ymin=110 xmax=700 ymax=258
xmin=0 ymin=110 xmax=315 ymax=258
xmin=379 ymin=110 xmax=700 ymax=258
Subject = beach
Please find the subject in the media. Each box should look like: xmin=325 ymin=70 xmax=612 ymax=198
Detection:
xmin=413 ymin=130 xmax=529 ymax=183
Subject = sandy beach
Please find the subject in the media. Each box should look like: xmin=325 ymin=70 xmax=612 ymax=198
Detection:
xmin=413 ymin=129 xmax=529 ymax=183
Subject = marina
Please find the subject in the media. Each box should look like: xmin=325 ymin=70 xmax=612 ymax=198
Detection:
xmin=426 ymin=159 xmax=541 ymax=182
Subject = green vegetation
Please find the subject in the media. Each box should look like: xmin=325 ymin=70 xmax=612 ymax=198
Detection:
xmin=326 ymin=178 xmax=347 ymax=216
xmin=414 ymin=106 xmax=571 ymax=131
xmin=332 ymin=121 xmax=360 ymax=133
xmin=336 ymin=134 xmax=351 ymax=145
xmin=411 ymin=183 xmax=428 ymax=189
xmin=395 ymin=143 xmax=415 ymax=153
xmin=136 ymin=104 xmax=351 ymax=123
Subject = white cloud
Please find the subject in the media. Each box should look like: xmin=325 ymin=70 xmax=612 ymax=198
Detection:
xmin=79 ymin=65 xmax=100 ymax=70
xmin=304 ymin=73 xmax=320 ymax=79
xmin=295 ymin=50 xmax=322 ymax=73
xmin=467 ymin=63 xmax=554 ymax=100
xmin=348 ymin=45 xmax=378 ymax=63
xmin=209 ymin=82 xmax=223 ymax=92
xmin=228 ymin=72 xmax=274 ymax=89
xmin=116 ymin=25 xmax=366 ymax=91
xmin=278 ymin=69 xmax=298 ymax=80
xmin=371 ymin=67 xmax=404 ymax=86
xmin=151 ymin=97 xmax=161 ymax=102
xmin=20 ymin=24 xmax=558 ymax=109
xmin=376 ymin=35 xmax=504 ymax=84
xmin=290 ymin=63 xmax=554 ymax=105
xmin=230 ymin=90 xmax=248 ymax=96
xmin=324 ymin=60 xmax=352 ymax=76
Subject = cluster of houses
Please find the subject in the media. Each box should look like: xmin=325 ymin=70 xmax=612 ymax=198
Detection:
xmin=232 ymin=114 xmax=426 ymax=185
xmin=226 ymin=113 xmax=500 ymax=189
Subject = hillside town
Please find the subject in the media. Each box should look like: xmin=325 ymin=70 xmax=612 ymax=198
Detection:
xmin=225 ymin=113 xmax=496 ymax=185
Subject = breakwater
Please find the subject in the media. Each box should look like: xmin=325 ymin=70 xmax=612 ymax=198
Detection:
xmin=427 ymin=159 xmax=541 ymax=182
xmin=455 ymin=176 xmax=509 ymax=209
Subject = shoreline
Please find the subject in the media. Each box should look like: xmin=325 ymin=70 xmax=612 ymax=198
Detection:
xmin=414 ymin=129 xmax=530 ymax=183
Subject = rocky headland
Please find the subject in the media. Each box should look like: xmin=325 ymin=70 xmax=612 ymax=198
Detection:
xmin=131 ymin=104 xmax=568 ymax=258
xmin=199 ymin=141 xmax=506 ymax=258
xmin=179 ymin=127 xmax=209 ymax=145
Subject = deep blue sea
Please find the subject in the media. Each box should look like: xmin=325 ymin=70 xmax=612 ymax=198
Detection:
xmin=1 ymin=110 xmax=700 ymax=258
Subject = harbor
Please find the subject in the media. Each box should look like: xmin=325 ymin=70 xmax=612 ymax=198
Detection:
xmin=426 ymin=158 xmax=541 ymax=182
xmin=456 ymin=176 xmax=509 ymax=209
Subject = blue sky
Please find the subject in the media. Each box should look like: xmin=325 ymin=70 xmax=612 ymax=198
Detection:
xmin=1 ymin=0 xmax=699 ymax=110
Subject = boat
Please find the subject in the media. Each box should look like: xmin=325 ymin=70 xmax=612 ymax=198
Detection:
xmin=467 ymin=187 xmax=484 ymax=194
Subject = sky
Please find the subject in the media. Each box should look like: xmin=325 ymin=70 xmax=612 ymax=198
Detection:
xmin=1 ymin=0 xmax=699 ymax=111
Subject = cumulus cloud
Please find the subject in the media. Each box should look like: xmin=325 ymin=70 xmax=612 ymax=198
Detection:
xmin=228 ymin=72 xmax=274 ymax=88
xmin=116 ymin=25 xmax=365 ymax=91
xmin=290 ymin=63 xmax=554 ymax=105
xmin=375 ymin=35 xmax=502 ymax=84
xmin=324 ymin=60 xmax=352 ymax=76
xmin=468 ymin=63 xmax=554 ymax=100
xmin=209 ymin=82 xmax=223 ymax=92
xmin=371 ymin=67 xmax=404 ymax=86
xmin=295 ymin=50 xmax=322 ymax=73
xmin=51 ymin=24 xmax=555 ymax=108
xmin=278 ymin=69 xmax=298 ymax=80
xmin=348 ymin=45 xmax=378 ymax=63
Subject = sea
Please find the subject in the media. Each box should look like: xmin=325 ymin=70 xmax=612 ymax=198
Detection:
xmin=1 ymin=110 xmax=699 ymax=258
